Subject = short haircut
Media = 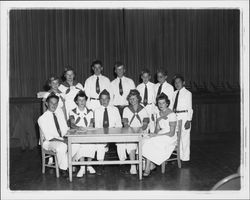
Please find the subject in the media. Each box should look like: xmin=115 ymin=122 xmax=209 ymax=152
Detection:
xmin=74 ymin=91 xmax=88 ymax=103
xmin=157 ymin=68 xmax=168 ymax=76
xmin=141 ymin=68 xmax=151 ymax=76
xmin=46 ymin=93 xmax=59 ymax=103
xmin=114 ymin=61 xmax=124 ymax=69
xmin=156 ymin=93 xmax=170 ymax=107
xmin=126 ymin=89 xmax=142 ymax=104
xmin=173 ymin=74 xmax=185 ymax=82
xmin=91 ymin=60 xmax=103 ymax=68
xmin=99 ymin=89 xmax=110 ymax=99
xmin=64 ymin=66 xmax=76 ymax=76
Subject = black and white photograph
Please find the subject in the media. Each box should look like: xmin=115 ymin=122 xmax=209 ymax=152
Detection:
xmin=1 ymin=1 xmax=249 ymax=199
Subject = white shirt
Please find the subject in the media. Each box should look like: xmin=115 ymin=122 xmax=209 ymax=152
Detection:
xmin=137 ymin=81 xmax=156 ymax=104
xmin=38 ymin=108 xmax=69 ymax=141
xmin=170 ymin=87 xmax=193 ymax=121
xmin=111 ymin=76 xmax=135 ymax=106
xmin=94 ymin=105 xmax=122 ymax=128
xmin=84 ymin=74 xmax=112 ymax=100
xmin=69 ymin=107 xmax=94 ymax=127
xmin=154 ymin=81 xmax=174 ymax=104
xmin=58 ymin=82 xmax=84 ymax=101
xmin=123 ymin=105 xmax=149 ymax=127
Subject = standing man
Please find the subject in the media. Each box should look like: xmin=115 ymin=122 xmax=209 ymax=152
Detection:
xmin=170 ymin=74 xmax=193 ymax=163
xmin=154 ymin=69 xmax=174 ymax=105
xmin=84 ymin=60 xmax=112 ymax=111
xmin=136 ymin=69 xmax=156 ymax=133
xmin=38 ymin=94 xmax=80 ymax=176
xmin=111 ymin=61 xmax=135 ymax=117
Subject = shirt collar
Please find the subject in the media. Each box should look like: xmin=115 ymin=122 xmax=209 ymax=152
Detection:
xmin=61 ymin=81 xmax=78 ymax=87
xmin=93 ymin=74 xmax=102 ymax=79
xmin=128 ymin=104 xmax=144 ymax=113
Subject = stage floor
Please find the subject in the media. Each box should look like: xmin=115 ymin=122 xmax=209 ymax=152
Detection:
xmin=9 ymin=137 xmax=240 ymax=191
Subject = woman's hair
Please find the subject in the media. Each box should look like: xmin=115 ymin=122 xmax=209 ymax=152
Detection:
xmin=156 ymin=93 xmax=170 ymax=108
xmin=74 ymin=91 xmax=88 ymax=103
xmin=126 ymin=89 xmax=142 ymax=104
xmin=63 ymin=66 xmax=76 ymax=77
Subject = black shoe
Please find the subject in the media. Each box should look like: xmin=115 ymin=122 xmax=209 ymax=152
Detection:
xmin=60 ymin=169 xmax=68 ymax=178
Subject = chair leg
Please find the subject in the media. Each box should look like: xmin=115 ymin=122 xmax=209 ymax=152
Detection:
xmin=161 ymin=161 xmax=166 ymax=174
xmin=42 ymin=152 xmax=45 ymax=174
xmin=177 ymin=148 xmax=181 ymax=168
xmin=54 ymin=155 xmax=60 ymax=178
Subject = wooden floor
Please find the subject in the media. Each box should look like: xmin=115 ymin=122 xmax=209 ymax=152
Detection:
xmin=9 ymin=135 xmax=240 ymax=191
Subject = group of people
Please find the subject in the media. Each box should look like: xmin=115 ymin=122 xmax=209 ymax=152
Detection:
xmin=37 ymin=60 xmax=193 ymax=178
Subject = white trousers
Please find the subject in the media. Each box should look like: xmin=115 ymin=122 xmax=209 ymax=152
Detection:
xmin=43 ymin=141 xmax=80 ymax=170
xmin=116 ymin=143 xmax=137 ymax=161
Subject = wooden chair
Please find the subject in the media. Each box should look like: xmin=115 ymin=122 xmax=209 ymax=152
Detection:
xmin=161 ymin=120 xmax=182 ymax=173
xmin=39 ymin=128 xmax=60 ymax=178
xmin=211 ymin=173 xmax=241 ymax=190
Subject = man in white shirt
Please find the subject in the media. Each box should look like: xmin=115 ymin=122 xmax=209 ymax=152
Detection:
xmin=170 ymin=74 xmax=193 ymax=162
xmin=38 ymin=94 xmax=79 ymax=176
xmin=84 ymin=60 xmax=112 ymax=111
xmin=136 ymin=69 xmax=156 ymax=133
xmin=154 ymin=68 xmax=174 ymax=105
xmin=94 ymin=89 xmax=122 ymax=162
xmin=111 ymin=62 xmax=135 ymax=116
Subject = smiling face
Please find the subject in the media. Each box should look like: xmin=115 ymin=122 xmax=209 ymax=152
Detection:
xmin=157 ymin=72 xmax=167 ymax=84
xmin=157 ymin=99 xmax=168 ymax=111
xmin=141 ymin=72 xmax=150 ymax=84
xmin=129 ymin=95 xmax=139 ymax=106
xmin=174 ymin=77 xmax=184 ymax=90
xmin=92 ymin=64 xmax=103 ymax=76
xmin=49 ymin=79 xmax=60 ymax=90
xmin=115 ymin=65 xmax=125 ymax=78
xmin=47 ymin=97 xmax=59 ymax=112
xmin=76 ymin=96 xmax=87 ymax=109
xmin=65 ymin=70 xmax=75 ymax=82
xmin=100 ymin=94 xmax=110 ymax=107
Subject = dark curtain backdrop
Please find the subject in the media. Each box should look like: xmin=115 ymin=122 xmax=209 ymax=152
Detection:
xmin=10 ymin=9 xmax=239 ymax=97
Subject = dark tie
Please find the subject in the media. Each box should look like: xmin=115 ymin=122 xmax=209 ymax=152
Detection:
xmin=143 ymin=84 xmax=148 ymax=106
xmin=173 ymin=90 xmax=180 ymax=112
xmin=157 ymin=83 xmax=163 ymax=97
xmin=83 ymin=117 xmax=88 ymax=127
xmin=53 ymin=112 xmax=62 ymax=137
xmin=96 ymin=77 xmax=100 ymax=94
xmin=119 ymin=78 xmax=123 ymax=96
xmin=103 ymin=108 xmax=109 ymax=128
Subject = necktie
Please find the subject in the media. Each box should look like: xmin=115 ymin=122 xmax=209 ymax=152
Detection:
xmin=157 ymin=83 xmax=163 ymax=97
xmin=143 ymin=84 xmax=148 ymax=106
xmin=96 ymin=77 xmax=100 ymax=94
xmin=53 ymin=113 xmax=62 ymax=137
xmin=103 ymin=108 xmax=109 ymax=128
xmin=173 ymin=90 xmax=180 ymax=112
xmin=83 ymin=117 xmax=88 ymax=127
xmin=119 ymin=78 xmax=123 ymax=96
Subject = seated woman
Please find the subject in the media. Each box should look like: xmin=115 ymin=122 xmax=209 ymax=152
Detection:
xmin=118 ymin=89 xmax=149 ymax=174
xmin=69 ymin=91 xmax=96 ymax=177
xmin=42 ymin=76 xmax=67 ymax=120
xmin=142 ymin=93 xmax=177 ymax=176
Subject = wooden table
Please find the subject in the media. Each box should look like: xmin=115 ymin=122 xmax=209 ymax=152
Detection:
xmin=65 ymin=127 xmax=144 ymax=182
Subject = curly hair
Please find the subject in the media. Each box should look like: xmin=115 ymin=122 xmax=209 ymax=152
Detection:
xmin=156 ymin=93 xmax=170 ymax=108
xmin=74 ymin=91 xmax=88 ymax=104
xmin=126 ymin=89 xmax=142 ymax=104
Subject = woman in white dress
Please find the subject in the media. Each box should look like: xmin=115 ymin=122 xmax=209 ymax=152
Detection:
xmin=69 ymin=91 xmax=96 ymax=177
xmin=142 ymin=93 xmax=177 ymax=176
xmin=58 ymin=67 xmax=84 ymax=119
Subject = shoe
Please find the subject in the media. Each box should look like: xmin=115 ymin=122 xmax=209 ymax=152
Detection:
xmin=48 ymin=157 xmax=53 ymax=165
xmin=76 ymin=166 xmax=86 ymax=177
xmin=130 ymin=165 xmax=137 ymax=175
xmin=150 ymin=163 xmax=157 ymax=171
xmin=143 ymin=170 xmax=151 ymax=177
xmin=87 ymin=166 xmax=96 ymax=174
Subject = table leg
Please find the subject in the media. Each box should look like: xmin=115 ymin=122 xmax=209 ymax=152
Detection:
xmin=68 ymin=138 xmax=72 ymax=182
xmin=138 ymin=137 xmax=142 ymax=180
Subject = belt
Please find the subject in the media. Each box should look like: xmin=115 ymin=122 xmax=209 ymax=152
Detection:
xmin=90 ymin=97 xmax=99 ymax=100
xmin=175 ymin=110 xmax=188 ymax=113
